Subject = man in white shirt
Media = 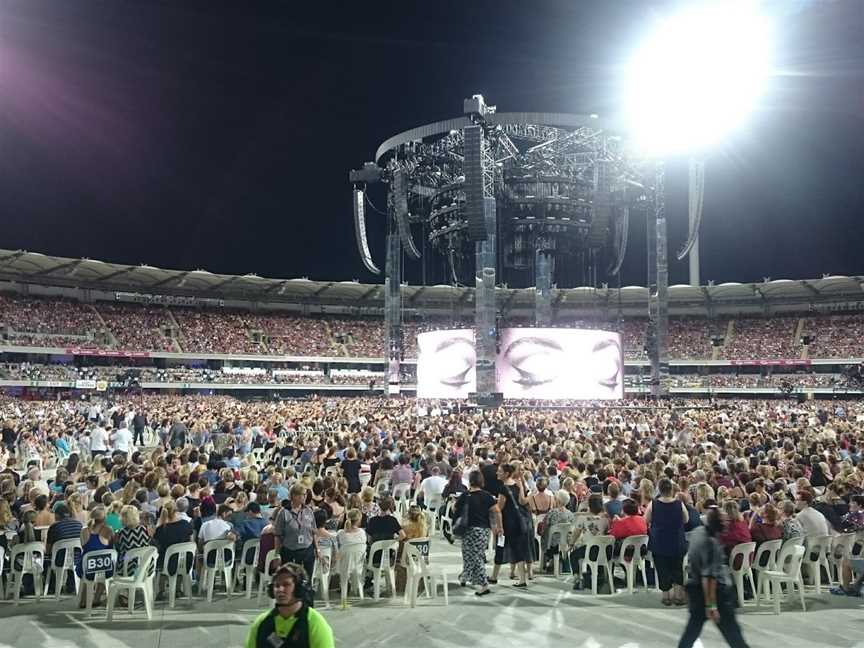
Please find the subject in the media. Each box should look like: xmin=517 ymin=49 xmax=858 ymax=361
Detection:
xmin=419 ymin=466 xmax=447 ymax=511
xmin=90 ymin=424 xmax=109 ymax=456
xmin=199 ymin=504 xmax=237 ymax=545
xmin=795 ymin=491 xmax=831 ymax=536
xmin=112 ymin=423 xmax=133 ymax=456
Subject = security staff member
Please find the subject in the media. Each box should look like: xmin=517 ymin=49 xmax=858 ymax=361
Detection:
xmin=245 ymin=563 xmax=334 ymax=648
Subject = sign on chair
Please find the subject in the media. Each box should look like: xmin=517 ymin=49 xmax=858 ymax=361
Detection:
xmin=84 ymin=553 xmax=115 ymax=579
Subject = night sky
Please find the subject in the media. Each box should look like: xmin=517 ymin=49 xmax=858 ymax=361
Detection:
xmin=0 ymin=0 xmax=861 ymax=288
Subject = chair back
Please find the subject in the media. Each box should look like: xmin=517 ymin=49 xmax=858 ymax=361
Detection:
xmin=203 ymin=538 xmax=236 ymax=570
xmin=33 ymin=526 xmax=50 ymax=542
xmin=10 ymin=542 xmax=45 ymax=574
xmin=375 ymin=478 xmax=391 ymax=497
xmin=367 ymin=540 xmax=399 ymax=571
xmin=776 ymin=538 xmax=804 ymax=573
xmin=753 ymin=539 xmax=782 ymax=571
xmin=338 ymin=543 xmax=367 ymax=578
xmin=618 ymin=534 xmax=649 ymax=564
xmin=549 ymin=523 xmax=575 ymax=553
xmin=781 ymin=544 xmax=806 ymax=577
xmin=403 ymin=537 xmax=432 ymax=570
xmin=81 ymin=548 xmax=117 ymax=582
xmin=52 ymin=538 xmax=82 ymax=570
xmin=162 ymin=542 xmax=197 ymax=577
xmin=313 ymin=545 xmax=332 ymax=577
xmin=804 ymin=534 xmax=832 ymax=564
xmin=325 ymin=466 xmax=340 ymax=479
xmin=240 ymin=538 xmax=261 ymax=567
xmin=584 ymin=535 xmax=615 ymax=566
xmin=279 ymin=456 xmax=293 ymax=471
xmin=392 ymin=483 xmax=411 ymax=500
xmin=728 ymin=541 xmax=756 ymax=574
xmin=830 ymin=533 xmax=856 ymax=562
xmin=123 ymin=546 xmax=158 ymax=584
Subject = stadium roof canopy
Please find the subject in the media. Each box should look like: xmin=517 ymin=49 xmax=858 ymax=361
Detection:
xmin=0 ymin=249 xmax=862 ymax=312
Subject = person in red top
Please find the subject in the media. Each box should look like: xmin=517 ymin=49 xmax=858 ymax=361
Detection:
xmin=609 ymin=498 xmax=648 ymax=540
xmin=718 ymin=500 xmax=752 ymax=555
xmin=749 ymin=503 xmax=783 ymax=546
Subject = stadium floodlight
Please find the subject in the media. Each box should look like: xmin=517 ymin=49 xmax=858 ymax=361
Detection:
xmin=624 ymin=2 xmax=774 ymax=156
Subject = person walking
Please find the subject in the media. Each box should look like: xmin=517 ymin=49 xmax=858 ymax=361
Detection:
xmin=646 ymin=478 xmax=689 ymax=606
xmin=677 ymin=508 xmax=752 ymax=648
xmin=453 ymin=470 xmax=500 ymax=596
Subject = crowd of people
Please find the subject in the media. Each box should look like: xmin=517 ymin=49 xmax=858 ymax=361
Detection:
xmin=1 ymin=392 xmax=863 ymax=611
xmin=2 ymin=294 xmax=864 ymax=360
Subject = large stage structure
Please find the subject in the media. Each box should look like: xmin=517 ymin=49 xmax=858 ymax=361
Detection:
xmin=350 ymin=95 xmax=704 ymax=398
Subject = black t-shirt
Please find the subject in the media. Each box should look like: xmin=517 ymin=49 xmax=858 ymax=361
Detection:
xmin=154 ymin=519 xmax=194 ymax=561
xmin=1 ymin=427 xmax=16 ymax=445
xmin=367 ymin=514 xmax=401 ymax=542
xmin=455 ymin=490 xmax=497 ymax=528
xmin=480 ymin=463 xmax=501 ymax=497
xmin=342 ymin=459 xmax=362 ymax=492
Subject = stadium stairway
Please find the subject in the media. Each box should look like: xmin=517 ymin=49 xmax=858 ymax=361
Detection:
xmin=88 ymin=304 xmax=119 ymax=348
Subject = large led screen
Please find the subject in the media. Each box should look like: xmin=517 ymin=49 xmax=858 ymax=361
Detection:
xmin=416 ymin=328 xmax=623 ymax=400
xmin=416 ymin=329 xmax=476 ymax=398
xmin=496 ymin=328 xmax=623 ymax=400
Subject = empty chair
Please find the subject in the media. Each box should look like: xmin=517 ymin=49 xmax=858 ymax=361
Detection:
xmin=234 ymin=538 xmax=261 ymax=599
xmin=337 ymin=544 xmax=367 ymax=605
xmin=614 ymin=534 xmax=650 ymax=594
xmin=311 ymin=546 xmax=333 ymax=609
xmin=728 ymin=541 xmax=757 ymax=607
xmin=201 ymin=539 xmax=235 ymax=602
xmin=439 ymin=499 xmax=456 ymax=539
xmin=757 ymin=544 xmax=806 ymax=614
xmin=366 ymin=540 xmax=399 ymax=599
xmin=106 ymin=546 xmax=158 ymax=621
xmin=752 ymin=539 xmax=782 ymax=578
xmin=160 ymin=542 xmax=196 ymax=608
xmin=802 ymin=535 xmax=832 ymax=594
xmin=256 ymin=549 xmax=281 ymax=605
xmin=44 ymin=538 xmax=82 ymax=600
xmin=79 ymin=548 xmax=117 ymax=615
xmin=9 ymin=542 xmax=46 ymax=605
xmin=582 ymin=536 xmax=616 ymax=595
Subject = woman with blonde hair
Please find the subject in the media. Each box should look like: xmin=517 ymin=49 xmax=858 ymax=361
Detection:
xmin=359 ymin=486 xmax=380 ymax=519
xmin=115 ymin=505 xmax=151 ymax=572
xmin=336 ymin=509 xmax=366 ymax=548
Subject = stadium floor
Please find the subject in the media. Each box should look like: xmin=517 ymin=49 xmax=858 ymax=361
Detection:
xmin=3 ymin=537 xmax=864 ymax=648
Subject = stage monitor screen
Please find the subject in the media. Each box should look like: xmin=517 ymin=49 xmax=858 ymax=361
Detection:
xmin=416 ymin=327 xmax=623 ymax=400
xmin=496 ymin=328 xmax=623 ymax=400
xmin=416 ymin=329 xmax=476 ymax=398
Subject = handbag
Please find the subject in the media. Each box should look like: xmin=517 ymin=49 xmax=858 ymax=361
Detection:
xmin=452 ymin=495 xmax=470 ymax=538
xmin=506 ymin=486 xmax=532 ymax=536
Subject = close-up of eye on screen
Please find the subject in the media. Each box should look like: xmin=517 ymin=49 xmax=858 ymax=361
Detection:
xmin=496 ymin=328 xmax=623 ymax=400
xmin=416 ymin=329 xmax=476 ymax=398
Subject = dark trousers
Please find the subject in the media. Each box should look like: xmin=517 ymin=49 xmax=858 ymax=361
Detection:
xmin=678 ymin=583 xmax=751 ymax=648
xmin=280 ymin=545 xmax=316 ymax=593
xmin=133 ymin=428 xmax=145 ymax=446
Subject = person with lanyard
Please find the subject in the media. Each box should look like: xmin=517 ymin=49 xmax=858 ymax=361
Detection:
xmin=273 ymin=484 xmax=318 ymax=587
xmin=245 ymin=562 xmax=334 ymax=648
xmin=677 ymin=507 xmax=752 ymax=648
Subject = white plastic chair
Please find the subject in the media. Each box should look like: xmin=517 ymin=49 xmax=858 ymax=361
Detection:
xmin=614 ymin=534 xmax=649 ymax=593
xmin=0 ymin=546 xmax=5 ymax=598
xmin=828 ymin=533 xmax=856 ymax=584
xmin=106 ymin=546 xmax=158 ymax=620
xmin=802 ymin=534 xmax=832 ymax=594
xmin=337 ymin=543 xmax=366 ymax=605
xmin=201 ymin=539 xmax=235 ymax=602
xmin=160 ymin=542 xmax=196 ymax=608
xmin=80 ymin=548 xmax=117 ymax=615
xmin=359 ymin=473 xmax=372 ymax=489
xmin=548 ymin=523 xmax=575 ymax=579
xmin=752 ymin=539 xmax=782 ymax=576
xmin=9 ymin=542 xmax=45 ymax=605
xmin=233 ymin=538 xmax=261 ymax=599
xmin=582 ymin=535 xmax=615 ymax=595
xmin=366 ymin=540 xmax=398 ymax=599
xmin=256 ymin=548 xmax=280 ymax=604
xmin=311 ymin=545 xmax=333 ymax=609
xmin=728 ymin=541 xmax=757 ymax=608
xmin=403 ymin=537 xmax=435 ymax=608
xmin=325 ymin=466 xmax=340 ymax=479
xmin=45 ymin=538 xmax=81 ymax=599
xmin=374 ymin=478 xmax=392 ymax=498
xmin=757 ymin=543 xmax=806 ymax=614
xmin=439 ymin=499 xmax=456 ymax=539
xmin=393 ymin=484 xmax=411 ymax=517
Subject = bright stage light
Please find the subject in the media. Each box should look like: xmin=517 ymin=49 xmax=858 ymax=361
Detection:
xmin=624 ymin=2 xmax=774 ymax=156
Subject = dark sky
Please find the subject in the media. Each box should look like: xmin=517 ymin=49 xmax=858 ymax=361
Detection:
xmin=0 ymin=0 xmax=862 ymax=288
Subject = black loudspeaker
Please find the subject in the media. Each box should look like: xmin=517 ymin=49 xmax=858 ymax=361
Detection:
xmin=267 ymin=563 xmax=310 ymax=601
xmin=464 ymin=125 xmax=487 ymax=242
xmin=470 ymin=392 xmax=503 ymax=408
xmin=796 ymin=393 xmax=807 ymax=404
